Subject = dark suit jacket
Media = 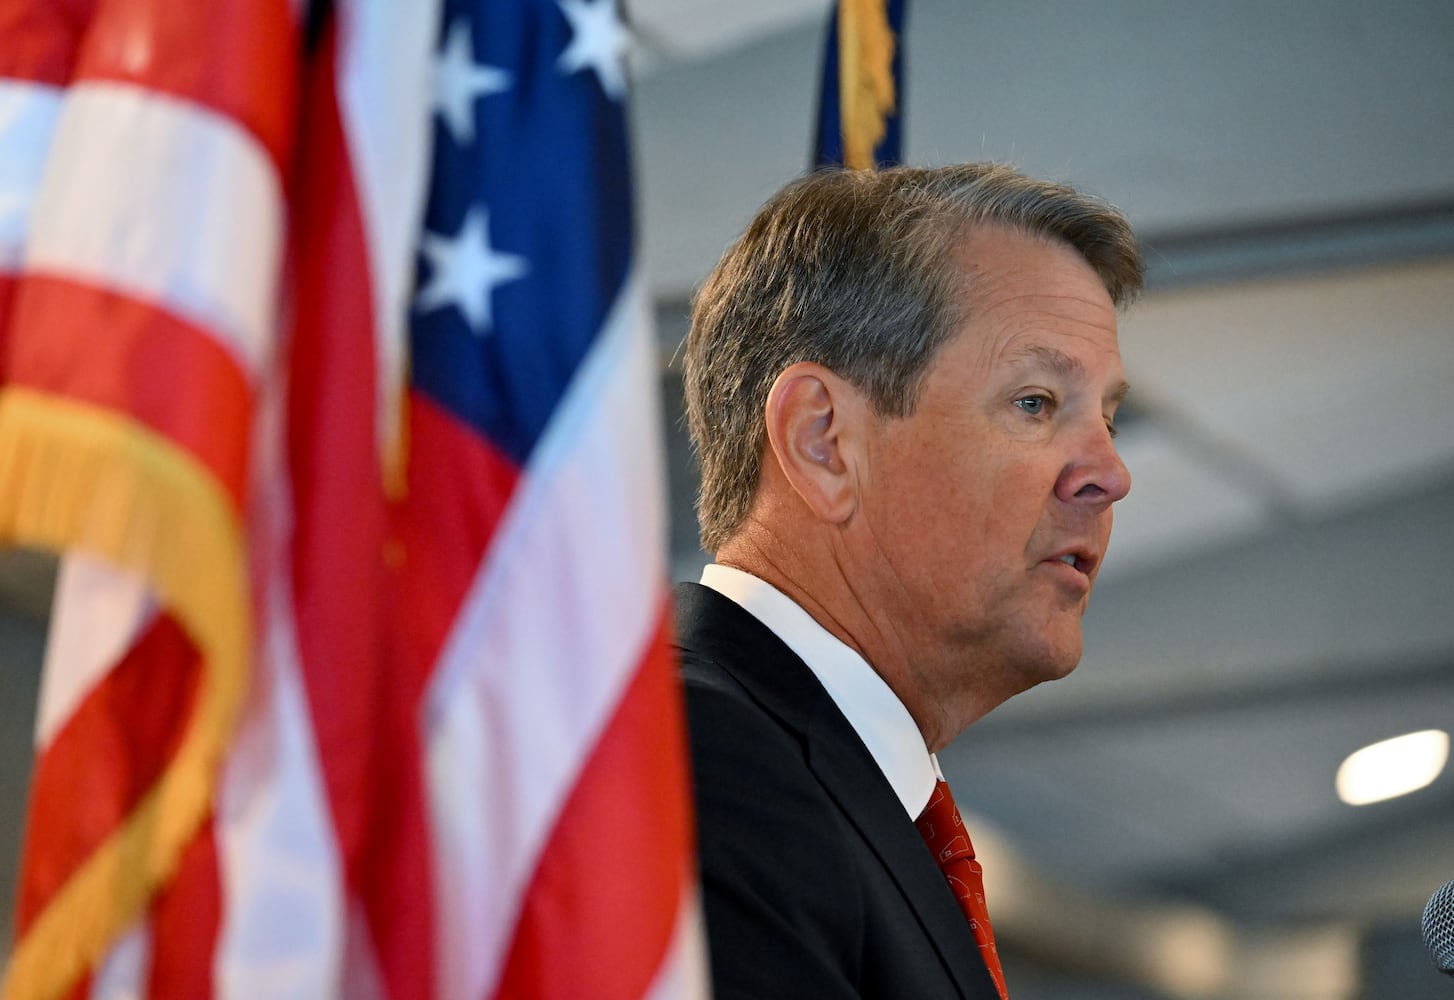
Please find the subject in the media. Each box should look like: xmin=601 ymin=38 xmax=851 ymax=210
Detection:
xmin=675 ymin=583 xmax=1002 ymax=999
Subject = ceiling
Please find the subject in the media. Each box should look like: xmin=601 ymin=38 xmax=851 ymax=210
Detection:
xmin=3 ymin=1 xmax=1453 ymax=997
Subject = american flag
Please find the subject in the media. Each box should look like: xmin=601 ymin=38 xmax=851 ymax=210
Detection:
xmin=0 ymin=1 xmax=705 ymax=998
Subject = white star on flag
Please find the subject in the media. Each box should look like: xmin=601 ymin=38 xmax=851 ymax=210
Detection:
xmin=434 ymin=19 xmax=512 ymax=145
xmin=557 ymin=0 xmax=631 ymax=100
xmin=416 ymin=206 xmax=529 ymax=334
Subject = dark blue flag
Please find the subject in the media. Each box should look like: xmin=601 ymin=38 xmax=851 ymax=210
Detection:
xmin=814 ymin=0 xmax=907 ymax=169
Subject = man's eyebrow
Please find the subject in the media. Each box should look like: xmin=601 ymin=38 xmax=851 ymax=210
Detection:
xmin=1007 ymin=344 xmax=1084 ymax=378
xmin=1007 ymin=344 xmax=1130 ymax=403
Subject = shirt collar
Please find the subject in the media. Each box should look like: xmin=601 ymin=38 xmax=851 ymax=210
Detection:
xmin=699 ymin=563 xmax=940 ymax=819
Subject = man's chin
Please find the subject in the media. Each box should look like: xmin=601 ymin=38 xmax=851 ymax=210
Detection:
xmin=1028 ymin=637 xmax=1085 ymax=685
xmin=997 ymin=652 xmax=1080 ymax=705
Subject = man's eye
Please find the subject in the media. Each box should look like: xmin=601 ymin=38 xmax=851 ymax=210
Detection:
xmin=1014 ymin=395 xmax=1051 ymax=416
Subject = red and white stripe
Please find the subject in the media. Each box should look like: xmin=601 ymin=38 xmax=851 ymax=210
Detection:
xmin=2 ymin=1 xmax=302 ymax=996
xmin=2 ymin=0 xmax=706 ymax=996
xmin=424 ymin=272 xmax=703 ymax=1000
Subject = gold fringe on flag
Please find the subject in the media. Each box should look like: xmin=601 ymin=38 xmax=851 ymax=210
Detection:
xmin=838 ymin=0 xmax=899 ymax=171
xmin=382 ymin=382 xmax=411 ymax=503
xmin=0 ymin=387 xmax=251 ymax=1000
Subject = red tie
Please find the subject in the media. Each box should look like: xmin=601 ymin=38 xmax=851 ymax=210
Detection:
xmin=915 ymin=779 xmax=1010 ymax=1000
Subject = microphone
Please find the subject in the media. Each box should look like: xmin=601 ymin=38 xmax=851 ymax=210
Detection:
xmin=1425 ymin=878 xmax=1454 ymax=977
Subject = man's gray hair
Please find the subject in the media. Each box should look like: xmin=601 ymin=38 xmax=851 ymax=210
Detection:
xmin=683 ymin=162 xmax=1143 ymax=553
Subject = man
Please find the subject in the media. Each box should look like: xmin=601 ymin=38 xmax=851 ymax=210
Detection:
xmin=676 ymin=163 xmax=1142 ymax=998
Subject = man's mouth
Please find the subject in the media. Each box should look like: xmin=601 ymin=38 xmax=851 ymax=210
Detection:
xmin=1049 ymin=549 xmax=1098 ymax=577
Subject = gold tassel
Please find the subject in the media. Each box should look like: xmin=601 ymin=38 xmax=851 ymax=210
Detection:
xmin=381 ymin=371 xmax=411 ymax=503
xmin=0 ymin=387 xmax=250 ymax=1000
xmin=838 ymin=0 xmax=898 ymax=171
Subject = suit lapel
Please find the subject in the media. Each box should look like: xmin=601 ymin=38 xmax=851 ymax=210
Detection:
xmin=801 ymin=681 xmax=1002 ymax=1000
xmin=674 ymin=584 xmax=999 ymax=999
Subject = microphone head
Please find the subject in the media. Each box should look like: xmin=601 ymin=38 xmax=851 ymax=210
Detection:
xmin=1424 ymin=878 xmax=1454 ymax=976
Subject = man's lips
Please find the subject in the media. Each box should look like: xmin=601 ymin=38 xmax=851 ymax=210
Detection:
xmin=1043 ymin=547 xmax=1099 ymax=579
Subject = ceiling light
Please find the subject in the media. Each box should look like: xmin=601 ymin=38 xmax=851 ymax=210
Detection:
xmin=1336 ymin=729 xmax=1449 ymax=806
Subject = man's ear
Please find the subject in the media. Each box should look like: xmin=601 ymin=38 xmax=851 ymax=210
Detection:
xmin=763 ymin=362 xmax=863 ymax=525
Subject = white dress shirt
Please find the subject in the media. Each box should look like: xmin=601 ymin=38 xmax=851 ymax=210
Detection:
xmin=699 ymin=563 xmax=941 ymax=820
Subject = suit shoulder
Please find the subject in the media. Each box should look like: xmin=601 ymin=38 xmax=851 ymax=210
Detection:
xmin=675 ymin=634 xmax=869 ymax=995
